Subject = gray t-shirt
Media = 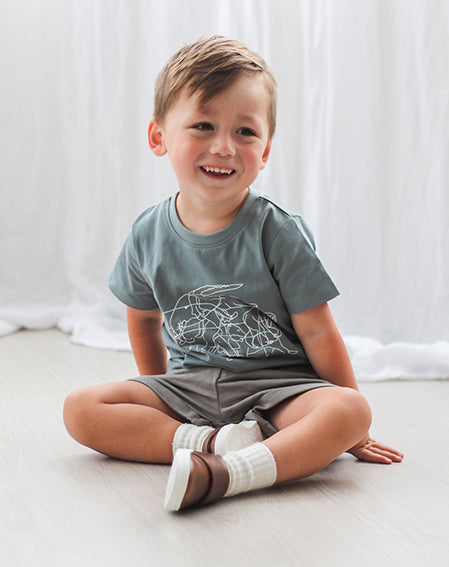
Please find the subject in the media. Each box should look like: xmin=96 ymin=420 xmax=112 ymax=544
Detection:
xmin=109 ymin=189 xmax=339 ymax=372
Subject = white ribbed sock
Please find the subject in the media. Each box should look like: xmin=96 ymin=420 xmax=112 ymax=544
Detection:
xmin=172 ymin=423 xmax=214 ymax=454
xmin=223 ymin=442 xmax=277 ymax=497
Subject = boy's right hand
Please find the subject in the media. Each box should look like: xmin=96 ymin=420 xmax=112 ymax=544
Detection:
xmin=347 ymin=434 xmax=403 ymax=464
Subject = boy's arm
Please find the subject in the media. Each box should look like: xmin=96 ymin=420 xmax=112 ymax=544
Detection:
xmin=291 ymin=302 xmax=357 ymax=390
xmin=291 ymin=302 xmax=403 ymax=464
xmin=127 ymin=306 xmax=168 ymax=375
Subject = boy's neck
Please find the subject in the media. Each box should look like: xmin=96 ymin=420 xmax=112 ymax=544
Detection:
xmin=175 ymin=189 xmax=249 ymax=235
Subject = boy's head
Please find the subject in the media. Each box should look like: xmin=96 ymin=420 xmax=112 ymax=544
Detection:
xmin=153 ymin=35 xmax=277 ymax=138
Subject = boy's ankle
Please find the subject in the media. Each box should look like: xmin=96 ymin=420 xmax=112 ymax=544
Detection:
xmin=172 ymin=421 xmax=263 ymax=455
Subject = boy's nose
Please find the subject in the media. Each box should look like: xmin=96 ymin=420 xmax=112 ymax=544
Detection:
xmin=210 ymin=133 xmax=236 ymax=157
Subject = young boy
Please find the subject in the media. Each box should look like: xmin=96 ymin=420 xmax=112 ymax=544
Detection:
xmin=63 ymin=35 xmax=402 ymax=512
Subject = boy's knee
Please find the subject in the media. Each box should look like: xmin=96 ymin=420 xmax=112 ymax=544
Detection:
xmin=339 ymin=388 xmax=372 ymax=432
xmin=63 ymin=388 xmax=97 ymax=445
xmin=328 ymin=388 xmax=371 ymax=435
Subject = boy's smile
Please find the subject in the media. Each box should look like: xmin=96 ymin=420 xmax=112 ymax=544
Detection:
xmin=200 ymin=166 xmax=235 ymax=177
xmin=148 ymin=75 xmax=272 ymax=232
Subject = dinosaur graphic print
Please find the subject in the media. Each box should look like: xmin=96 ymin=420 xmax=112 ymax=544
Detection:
xmin=163 ymin=284 xmax=299 ymax=360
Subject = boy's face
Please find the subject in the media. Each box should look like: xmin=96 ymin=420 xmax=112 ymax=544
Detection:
xmin=148 ymin=75 xmax=272 ymax=209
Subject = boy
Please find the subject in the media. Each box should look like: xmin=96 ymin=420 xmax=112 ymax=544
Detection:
xmin=63 ymin=36 xmax=402 ymax=512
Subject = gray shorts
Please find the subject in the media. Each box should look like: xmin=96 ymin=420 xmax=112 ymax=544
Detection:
xmin=130 ymin=365 xmax=334 ymax=437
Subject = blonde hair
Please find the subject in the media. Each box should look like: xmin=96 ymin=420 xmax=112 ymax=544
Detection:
xmin=154 ymin=35 xmax=277 ymax=137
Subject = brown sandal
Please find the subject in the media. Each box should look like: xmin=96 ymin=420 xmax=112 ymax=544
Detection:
xmin=164 ymin=450 xmax=230 ymax=511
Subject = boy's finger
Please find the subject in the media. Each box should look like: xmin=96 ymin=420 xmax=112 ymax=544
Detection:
xmin=363 ymin=450 xmax=393 ymax=464
xmin=370 ymin=444 xmax=404 ymax=460
xmin=371 ymin=441 xmax=403 ymax=456
xmin=365 ymin=446 xmax=403 ymax=463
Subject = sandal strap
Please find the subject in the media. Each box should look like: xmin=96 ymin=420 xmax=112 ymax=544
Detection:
xmin=195 ymin=452 xmax=230 ymax=504
xmin=202 ymin=427 xmax=221 ymax=453
xmin=181 ymin=452 xmax=229 ymax=509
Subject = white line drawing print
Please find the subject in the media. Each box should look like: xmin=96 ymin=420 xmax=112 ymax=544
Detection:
xmin=164 ymin=284 xmax=299 ymax=359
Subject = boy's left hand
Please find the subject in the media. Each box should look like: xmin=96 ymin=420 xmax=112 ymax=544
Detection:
xmin=347 ymin=435 xmax=404 ymax=464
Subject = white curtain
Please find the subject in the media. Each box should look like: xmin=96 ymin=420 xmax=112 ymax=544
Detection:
xmin=1 ymin=0 xmax=448 ymax=380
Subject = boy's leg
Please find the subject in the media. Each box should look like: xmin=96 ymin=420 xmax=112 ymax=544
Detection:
xmin=63 ymin=381 xmax=184 ymax=463
xmin=263 ymin=386 xmax=372 ymax=483
xmin=64 ymin=381 xmax=264 ymax=462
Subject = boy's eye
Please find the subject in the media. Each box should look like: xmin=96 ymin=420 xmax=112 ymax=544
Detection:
xmin=193 ymin=122 xmax=213 ymax=131
xmin=237 ymin=127 xmax=256 ymax=137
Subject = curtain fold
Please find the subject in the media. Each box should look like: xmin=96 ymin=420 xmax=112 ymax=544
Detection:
xmin=1 ymin=0 xmax=448 ymax=379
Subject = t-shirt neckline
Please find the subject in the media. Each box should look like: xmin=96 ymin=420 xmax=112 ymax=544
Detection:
xmin=168 ymin=188 xmax=258 ymax=246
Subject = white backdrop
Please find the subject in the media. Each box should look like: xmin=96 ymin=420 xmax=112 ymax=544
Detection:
xmin=1 ymin=0 xmax=448 ymax=379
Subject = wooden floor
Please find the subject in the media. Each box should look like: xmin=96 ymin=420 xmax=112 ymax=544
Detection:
xmin=1 ymin=329 xmax=448 ymax=567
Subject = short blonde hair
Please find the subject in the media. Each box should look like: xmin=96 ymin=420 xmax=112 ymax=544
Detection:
xmin=154 ymin=35 xmax=277 ymax=137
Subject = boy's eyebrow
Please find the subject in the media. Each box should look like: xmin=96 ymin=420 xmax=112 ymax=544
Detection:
xmin=195 ymin=104 xmax=263 ymax=124
xmin=236 ymin=112 xmax=263 ymax=123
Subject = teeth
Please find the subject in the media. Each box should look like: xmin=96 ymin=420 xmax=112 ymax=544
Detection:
xmin=202 ymin=166 xmax=233 ymax=174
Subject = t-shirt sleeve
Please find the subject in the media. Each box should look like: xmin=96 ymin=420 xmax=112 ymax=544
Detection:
xmin=108 ymin=230 xmax=159 ymax=310
xmin=265 ymin=216 xmax=339 ymax=314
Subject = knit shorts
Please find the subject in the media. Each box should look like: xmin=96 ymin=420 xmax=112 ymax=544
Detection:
xmin=130 ymin=365 xmax=334 ymax=438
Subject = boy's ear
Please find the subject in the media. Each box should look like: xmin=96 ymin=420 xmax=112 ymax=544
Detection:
xmin=148 ymin=120 xmax=167 ymax=156
xmin=259 ymin=138 xmax=273 ymax=170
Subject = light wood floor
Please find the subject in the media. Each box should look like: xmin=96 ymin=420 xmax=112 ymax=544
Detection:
xmin=1 ymin=329 xmax=448 ymax=567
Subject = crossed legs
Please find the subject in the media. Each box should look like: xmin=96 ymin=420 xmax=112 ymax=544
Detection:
xmin=63 ymin=381 xmax=371 ymax=482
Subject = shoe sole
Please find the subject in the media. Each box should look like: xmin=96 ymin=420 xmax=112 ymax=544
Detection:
xmin=164 ymin=449 xmax=192 ymax=512
xmin=214 ymin=421 xmax=263 ymax=455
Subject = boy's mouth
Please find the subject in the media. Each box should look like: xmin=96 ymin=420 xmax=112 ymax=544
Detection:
xmin=200 ymin=166 xmax=235 ymax=177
